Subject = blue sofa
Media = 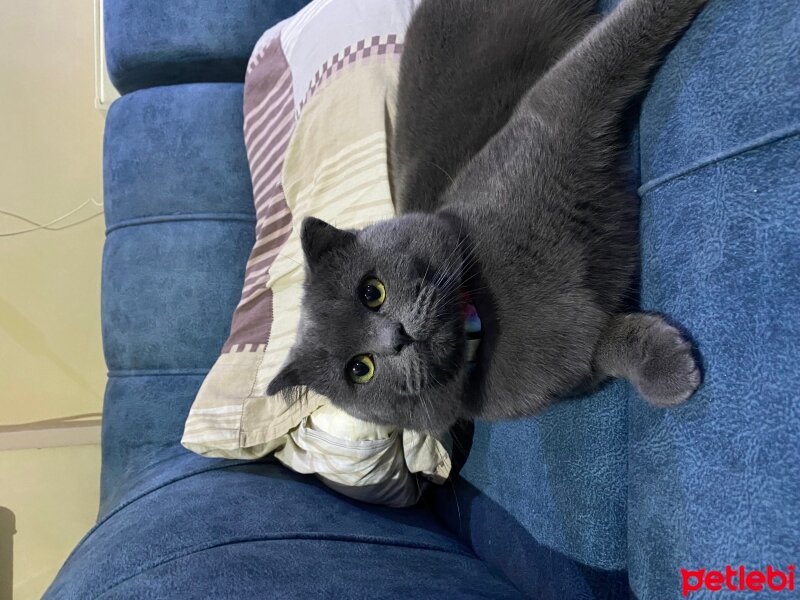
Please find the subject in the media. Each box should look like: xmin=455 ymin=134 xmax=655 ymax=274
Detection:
xmin=46 ymin=1 xmax=799 ymax=598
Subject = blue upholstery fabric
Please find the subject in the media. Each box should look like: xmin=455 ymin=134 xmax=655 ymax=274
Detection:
xmin=99 ymin=374 xmax=211 ymax=516
xmin=103 ymin=85 xmax=255 ymax=230
xmin=99 ymin=84 xmax=257 ymax=512
xmin=47 ymin=0 xmax=799 ymax=598
xmin=628 ymin=2 xmax=800 ymax=598
xmin=48 ymin=460 xmax=522 ymax=599
xmin=434 ymin=386 xmax=630 ymax=599
xmin=102 ymin=84 xmax=255 ymax=375
xmin=94 ymin=541 xmax=517 ymax=600
xmin=104 ymin=0 xmax=310 ymax=93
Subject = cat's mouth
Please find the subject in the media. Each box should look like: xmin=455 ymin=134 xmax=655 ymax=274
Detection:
xmin=409 ymin=292 xmax=482 ymax=387
xmin=462 ymin=298 xmax=482 ymax=372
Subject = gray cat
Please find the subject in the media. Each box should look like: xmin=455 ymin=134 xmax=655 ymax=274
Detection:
xmin=268 ymin=0 xmax=706 ymax=433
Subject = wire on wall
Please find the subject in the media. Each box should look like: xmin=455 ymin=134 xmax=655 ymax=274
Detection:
xmin=0 ymin=198 xmax=104 ymax=237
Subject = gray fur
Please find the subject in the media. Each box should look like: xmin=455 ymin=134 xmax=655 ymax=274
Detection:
xmin=268 ymin=0 xmax=706 ymax=432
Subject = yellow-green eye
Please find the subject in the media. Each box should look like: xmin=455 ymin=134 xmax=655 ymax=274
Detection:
xmin=359 ymin=277 xmax=386 ymax=310
xmin=347 ymin=354 xmax=375 ymax=384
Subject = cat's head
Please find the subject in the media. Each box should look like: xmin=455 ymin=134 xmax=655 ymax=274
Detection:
xmin=266 ymin=215 xmax=471 ymax=432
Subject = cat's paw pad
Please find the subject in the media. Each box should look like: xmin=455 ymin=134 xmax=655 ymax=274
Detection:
xmin=634 ymin=316 xmax=701 ymax=407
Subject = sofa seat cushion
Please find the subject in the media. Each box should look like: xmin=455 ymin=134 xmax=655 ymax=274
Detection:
xmin=629 ymin=1 xmax=800 ymax=598
xmin=434 ymin=385 xmax=630 ymax=599
xmin=102 ymin=84 xmax=256 ymax=374
xmin=46 ymin=460 xmax=523 ymax=599
xmin=86 ymin=540 xmax=520 ymax=600
xmin=103 ymin=84 xmax=254 ymax=228
xmin=104 ymin=0 xmax=312 ymax=93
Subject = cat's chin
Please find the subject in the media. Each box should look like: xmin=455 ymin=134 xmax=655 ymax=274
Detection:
xmin=339 ymin=387 xmax=464 ymax=433
xmin=424 ymin=320 xmax=468 ymax=381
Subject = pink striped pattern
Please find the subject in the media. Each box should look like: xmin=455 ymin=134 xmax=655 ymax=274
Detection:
xmin=228 ymin=343 xmax=268 ymax=354
xmin=223 ymin=34 xmax=399 ymax=354
xmin=223 ymin=35 xmax=295 ymax=353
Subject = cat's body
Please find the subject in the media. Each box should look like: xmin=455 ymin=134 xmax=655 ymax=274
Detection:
xmin=391 ymin=0 xmax=597 ymax=214
xmin=269 ymin=0 xmax=706 ymax=432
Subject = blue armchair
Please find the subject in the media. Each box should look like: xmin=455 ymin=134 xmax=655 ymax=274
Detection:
xmin=46 ymin=1 xmax=799 ymax=598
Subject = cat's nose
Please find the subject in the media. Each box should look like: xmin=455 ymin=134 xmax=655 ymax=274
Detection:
xmin=395 ymin=323 xmax=414 ymax=352
xmin=380 ymin=322 xmax=414 ymax=354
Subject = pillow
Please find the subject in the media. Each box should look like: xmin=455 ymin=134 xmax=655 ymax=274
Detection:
xmin=181 ymin=0 xmax=451 ymax=507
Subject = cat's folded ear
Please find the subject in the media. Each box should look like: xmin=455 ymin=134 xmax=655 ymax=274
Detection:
xmin=266 ymin=359 xmax=303 ymax=397
xmin=301 ymin=217 xmax=356 ymax=268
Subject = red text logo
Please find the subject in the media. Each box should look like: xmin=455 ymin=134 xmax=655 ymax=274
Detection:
xmin=681 ymin=565 xmax=796 ymax=596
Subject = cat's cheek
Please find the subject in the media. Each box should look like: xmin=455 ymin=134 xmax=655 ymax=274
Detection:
xmin=430 ymin=321 xmax=466 ymax=368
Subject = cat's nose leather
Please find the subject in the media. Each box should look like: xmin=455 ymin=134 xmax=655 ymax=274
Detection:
xmin=379 ymin=322 xmax=413 ymax=354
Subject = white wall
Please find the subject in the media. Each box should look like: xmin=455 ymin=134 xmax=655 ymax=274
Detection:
xmin=0 ymin=0 xmax=107 ymax=425
xmin=0 ymin=1 xmax=108 ymax=597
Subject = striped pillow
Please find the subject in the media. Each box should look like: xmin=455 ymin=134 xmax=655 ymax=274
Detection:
xmin=182 ymin=0 xmax=451 ymax=506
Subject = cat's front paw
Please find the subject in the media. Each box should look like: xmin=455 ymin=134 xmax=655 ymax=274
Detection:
xmin=633 ymin=316 xmax=701 ymax=407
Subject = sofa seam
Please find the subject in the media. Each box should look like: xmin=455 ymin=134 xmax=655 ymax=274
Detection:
xmin=637 ymin=124 xmax=800 ymax=197
xmin=71 ymin=462 xmax=251 ymax=559
xmin=105 ymin=212 xmax=255 ymax=235
xmin=105 ymin=76 xmax=246 ymax=98
xmin=92 ymin=534 xmax=478 ymax=599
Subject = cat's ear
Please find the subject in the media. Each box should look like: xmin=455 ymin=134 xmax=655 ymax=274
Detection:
xmin=301 ymin=217 xmax=356 ymax=267
xmin=266 ymin=359 xmax=303 ymax=397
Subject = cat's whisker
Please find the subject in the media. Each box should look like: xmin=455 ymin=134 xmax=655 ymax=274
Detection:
xmin=437 ymin=244 xmax=477 ymax=292
xmin=432 ymin=229 xmax=469 ymax=286
xmin=417 ymin=392 xmax=435 ymax=431
xmin=450 ymin=431 xmax=468 ymax=456
xmin=426 ymin=160 xmax=456 ymax=188
xmin=421 ymin=258 xmax=432 ymax=286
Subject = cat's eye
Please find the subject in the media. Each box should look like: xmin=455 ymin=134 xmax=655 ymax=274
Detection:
xmin=359 ymin=277 xmax=386 ymax=310
xmin=347 ymin=354 xmax=375 ymax=384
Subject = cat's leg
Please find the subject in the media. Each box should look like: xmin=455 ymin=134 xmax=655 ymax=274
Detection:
xmin=594 ymin=313 xmax=701 ymax=406
xmin=520 ymin=0 xmax=708 ymax=139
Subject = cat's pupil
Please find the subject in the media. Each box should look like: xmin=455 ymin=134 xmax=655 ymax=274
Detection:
xmin=351 ymin=361 xmax=370 ymax=377
xmin=363 ymin=285 xmax=380 ymax=302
